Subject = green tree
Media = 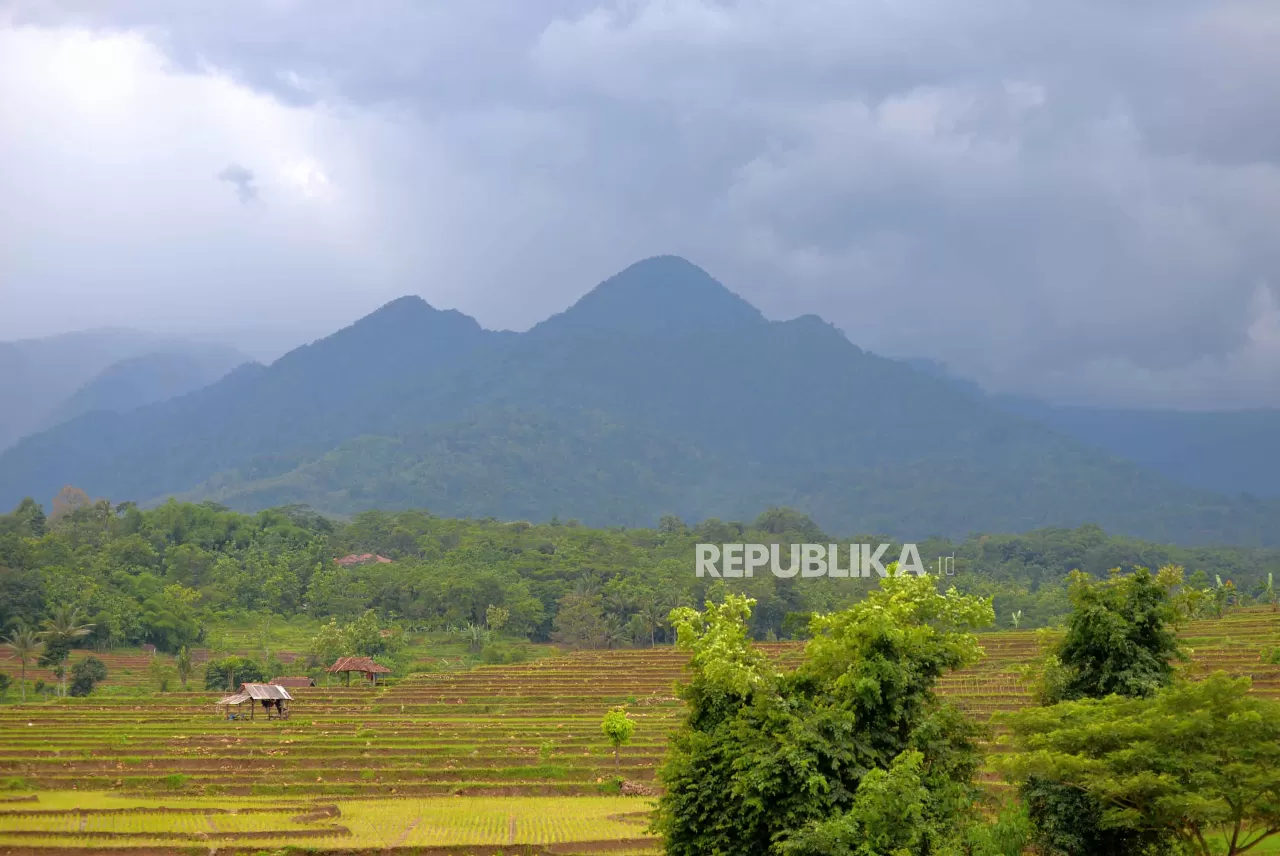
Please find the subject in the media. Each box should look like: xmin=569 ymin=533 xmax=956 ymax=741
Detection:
xmin=778 ymin=750 xmax=939 ymax=856
xmin=0 ymin=672 xmax=10 ymax=700
xmin=484 ymin=604 xmax=509 ymax=633
xmin=653 ymin=576 xmax=993 ymax=856
xmin=551 ymin=593 xmax=608 ymax=649
xmin=2 ymin=624 xmax=40 ymax=702
xmin=68 ymin=656 xmax=107 ymax=696
xmin=309 ymin=619 xmax=347 ymax=667
xmin=174 ymin=646 xmax=193 ymax=691
xmin=1001 ymin=673 xmax=1280 ymax=856
xmin=345 ymin=609 xmax=386 ymax=657
xmin=601 ymin=706 xmax=635 ymax=773
xmin=1049 ymin=567 xmax=1182 ymax=703
xmin=1021 ymin=567 xmax=1184 ymax=856
xmin=40 ymin=605 xmax=94 ymax=697
xmin=203 ymin=656 xmax=264 ymax=691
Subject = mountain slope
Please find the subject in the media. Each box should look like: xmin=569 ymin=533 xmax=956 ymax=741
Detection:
xmin=0 ymin=329 xmax=249 ymax=449
xmin=2 ymin=257 xmax=1278 ymax=545
xmin=993 ymin=397 xmax=1280 ymax=499
xmin=47 ymin=345 xmax=247 ymax=427
xmin=903 ymin=358 xmax=1280 ymax=499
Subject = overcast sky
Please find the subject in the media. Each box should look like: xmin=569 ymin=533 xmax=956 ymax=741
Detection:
xmin=1 ymin=1 xmax=1278 ymax=409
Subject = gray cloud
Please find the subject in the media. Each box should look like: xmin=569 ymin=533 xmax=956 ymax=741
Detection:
xmin=1 ymin=1 xmax=1278 ymax=408
xmin=216 ymin=163 xmax=257 ymax=203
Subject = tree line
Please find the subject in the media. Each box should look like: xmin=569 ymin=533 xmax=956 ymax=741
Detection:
xmin=2 ymin=492 xmax=1279 ymax=661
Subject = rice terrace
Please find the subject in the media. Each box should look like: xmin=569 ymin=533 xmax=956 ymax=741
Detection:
xmin=4 ymin=606 xmax=1280 ymax=854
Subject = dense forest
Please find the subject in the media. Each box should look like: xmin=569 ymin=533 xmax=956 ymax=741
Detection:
xmin=4 ymin=258 xmax=1280 ymax=546
xmin=3 ymin=492 xmax=1278 ymax=659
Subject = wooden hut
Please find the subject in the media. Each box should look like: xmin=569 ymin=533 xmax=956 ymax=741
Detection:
xmin=271 ymin=676 xmax=315 ymax=688
xmin=215 ymin=682 xmax=293 ymax=720
xmin=327 ymin=656 xmax=392 ymax=686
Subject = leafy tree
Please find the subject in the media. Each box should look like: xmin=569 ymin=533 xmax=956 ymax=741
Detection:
xmin=175 ymin=646 xmax=193 ymax=691
xmin=0 ymin=672 xmax=10 ymax=700
xmin=1002 ymin=674 xmax=1280 ymax=856
xmin=653 ymin=576 xmax=993 ymax=856
xmin=601 ymin=706 xmax=635 ymax=773
xmin=203 ymin=656 xmax=264 ymax=691
xmin=551 ymin=593 xmax=608 ymax=649
xmin=39 ymin=605 xmax=93 ymax=697
xmin=68 ymin=656 xmax=107 ymax=696
xmin=2 ymin=624 xmax=40 ymax=702
xmin=345 ymin=609 xmax=388 ymax=657
xmin=1021 ymin=567 xmax=1184 ymax=856
xmin=1048 ymin=568 xmax=1182 ymax=703
xmin=484 ymin=604 xmax=509 ymax=633
xmin=778 ymin=750 xmax=940 ymax=856
xmin=309 ymin=619 xmax=347 ymax=667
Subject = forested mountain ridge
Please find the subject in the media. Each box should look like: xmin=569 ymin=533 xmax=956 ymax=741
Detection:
xmin=2 ymin=256 xmax=1279 ymax=545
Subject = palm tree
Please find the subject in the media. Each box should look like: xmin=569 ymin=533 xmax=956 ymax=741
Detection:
xmin=40 ymin=606 xmax=94 ymax=697
xmin=3 ymin=625 xmax=42 ymax=703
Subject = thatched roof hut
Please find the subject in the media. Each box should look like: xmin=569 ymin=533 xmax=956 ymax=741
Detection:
xmin=326 ymin=656 xmax=392 ymax=685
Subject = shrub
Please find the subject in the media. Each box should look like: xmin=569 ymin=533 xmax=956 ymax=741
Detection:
xmin=149 ymin=659 xmax=177 ymax=692
xmin=69 ymin=657 xmax=107 ymax=697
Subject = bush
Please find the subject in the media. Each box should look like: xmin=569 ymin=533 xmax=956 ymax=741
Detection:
xmin=69 ymin=657 xmax=107 ymax=697
xmin=149 ymin=659 xmax=178 ymax=693
xmin=160 ymin=774 xmax=188 ymax=790
xmin=480 ymin=643 xmax=530 ymax=664
xmin=0 ymin=672 xmax=10 ymax=700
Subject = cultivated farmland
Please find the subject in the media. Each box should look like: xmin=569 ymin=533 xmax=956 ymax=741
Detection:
xmin=3 ymin=609 xmax=1280 ymax=853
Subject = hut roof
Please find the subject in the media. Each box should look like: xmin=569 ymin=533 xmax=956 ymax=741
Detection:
xmin=334 ymin=553 xmax=393 ymax=567
xmin=216 ymin=692 xmax=251 ymax=705
xmin=241 ymin=682 xmax=293 ymax=701
xmin=270 ymin=676 xmax=315 ymax=688
xmin=327 ymin=656 xmax=392 ymax=674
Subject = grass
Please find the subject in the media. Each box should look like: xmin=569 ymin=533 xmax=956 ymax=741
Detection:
xmin=3 ymin=608 xmax=1280 ymax=850
xmin=0 ymin=792 xmax=656 ymax=850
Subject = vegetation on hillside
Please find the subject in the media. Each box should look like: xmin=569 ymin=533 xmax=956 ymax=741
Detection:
xmin=4 ymin=258 xmax=1279 ymax=545
xmin=3 ymin=496 xmax=1279 ymax=669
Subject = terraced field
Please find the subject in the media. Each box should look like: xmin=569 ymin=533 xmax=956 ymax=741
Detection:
xmin=3 ymin=609 xmax=1280 ymax=853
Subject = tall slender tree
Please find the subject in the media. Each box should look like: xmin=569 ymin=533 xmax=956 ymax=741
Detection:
xmin=40 ymin=605 xmax=94 ymax=697
xmin=2 ymin=625 xmax=41 ymax=703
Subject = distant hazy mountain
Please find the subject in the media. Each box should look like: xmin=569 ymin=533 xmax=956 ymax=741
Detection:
xmin=902 ymin=358 xmax=1280 ymax=500
xmin=47 ymin=345 xmax=249 ymax=428
xmin=0 ymin=329 xmax=248 ymax=450
xmin=2 ymin=256 xmax=1278 ymax=545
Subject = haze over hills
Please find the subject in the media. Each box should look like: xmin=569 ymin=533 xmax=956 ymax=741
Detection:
xmin=2 ymin=256 xmax=1278 ymax=545
xmin=0 ymin=329 xmax=248 ymax=451
xmin=903 ymin=358 xmax=1280 ymax=500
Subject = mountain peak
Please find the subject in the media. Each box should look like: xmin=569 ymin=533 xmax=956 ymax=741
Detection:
xmin=534 ymin=255 xmax=766 ymax=335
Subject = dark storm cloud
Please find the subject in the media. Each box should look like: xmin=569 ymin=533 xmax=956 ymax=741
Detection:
xmin=216 ymin=163 xmax=257 ymax=203
xmin=3 ymin=1 xmax=1279 ymax=407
